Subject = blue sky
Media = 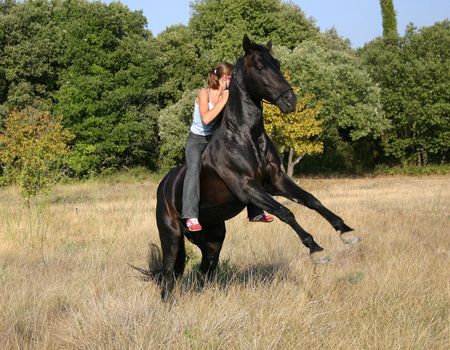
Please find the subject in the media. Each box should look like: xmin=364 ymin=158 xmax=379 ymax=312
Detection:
xmin=102 ymin=0 xmax=450 ymax=47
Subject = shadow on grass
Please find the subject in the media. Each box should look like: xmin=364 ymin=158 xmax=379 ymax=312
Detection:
xmin=129 ymin=243 xmax=294 ymax=298
xmin=176 ymin=259 xmax=292 ymax=296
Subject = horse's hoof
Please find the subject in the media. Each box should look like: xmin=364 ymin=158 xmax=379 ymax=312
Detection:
xmin=310 ymin=251 xmax=332 ymax=265
xmin=340 ymin=232 xmax=362 ymax=244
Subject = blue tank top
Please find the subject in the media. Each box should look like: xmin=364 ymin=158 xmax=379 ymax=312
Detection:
xmin=190 ymin=90 xmax=218 ymax=136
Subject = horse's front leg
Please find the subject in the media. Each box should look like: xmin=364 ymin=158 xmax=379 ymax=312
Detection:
xmin=268 ymin=171 xmax=361 ymax=244
xmin=243 ymin=180 xmax=331 ymax=264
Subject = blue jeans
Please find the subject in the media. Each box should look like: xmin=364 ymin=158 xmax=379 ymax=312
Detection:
xmin=182 ymin=132 xmax=264 ymax=219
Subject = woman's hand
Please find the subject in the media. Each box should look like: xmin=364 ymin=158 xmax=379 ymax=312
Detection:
xmin=219 ymin=89 xmax=229 ymax=102
xmin=219 ymin=74 xmax=231 ymax=92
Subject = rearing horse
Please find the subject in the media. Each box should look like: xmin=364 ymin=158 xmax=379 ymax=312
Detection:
xmin=150 ymin=35 xmax=360 ymax=300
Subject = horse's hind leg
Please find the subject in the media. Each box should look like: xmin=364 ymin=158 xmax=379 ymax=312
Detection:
xmin=158 ymin=223 xmax=185 ymax=301
xmin=269 ymin=172 xmax=361 ymax=244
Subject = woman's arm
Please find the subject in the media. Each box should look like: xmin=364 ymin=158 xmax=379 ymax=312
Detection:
xmin=198 ymin=88 xmax=229 ymax=125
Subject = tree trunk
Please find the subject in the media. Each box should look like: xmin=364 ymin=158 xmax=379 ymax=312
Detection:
xmin=417 ymin=149 xmax=428 ymax=166
xmin=286 ymin=147 xmax=305 ymax=178
xmin=287 ymin=148 xmax=294 ymax=177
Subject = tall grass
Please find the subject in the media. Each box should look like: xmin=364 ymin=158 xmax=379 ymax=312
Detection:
xmin=0 ymin=176 xmax=449 ymax=349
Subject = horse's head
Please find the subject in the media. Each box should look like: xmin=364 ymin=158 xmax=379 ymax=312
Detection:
xmin=241 ymin=35 xmax=297 ymax=113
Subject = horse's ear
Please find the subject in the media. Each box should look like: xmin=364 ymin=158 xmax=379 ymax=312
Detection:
xmin=267 ymin=41 xmax=272 ymax=51
xmin=243 ymin=34 xmax=252 ymax=54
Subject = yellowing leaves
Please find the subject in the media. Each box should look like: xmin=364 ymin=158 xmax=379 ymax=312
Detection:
xmin=263 ymin=94 xmax=324 ymax=158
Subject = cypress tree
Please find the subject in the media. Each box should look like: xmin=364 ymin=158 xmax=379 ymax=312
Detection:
xmin=380 ymin=0 xmax=398 ymax=39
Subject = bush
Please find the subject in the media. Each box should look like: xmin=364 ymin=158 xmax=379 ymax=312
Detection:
xmin=374 ymin=164 xmax=450 ymax=176
xmin=0 ymin=107 xmax=74 ymax=204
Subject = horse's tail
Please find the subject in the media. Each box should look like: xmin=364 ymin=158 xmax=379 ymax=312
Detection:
xmin=129 ymin=243 xmax=164 ymax=284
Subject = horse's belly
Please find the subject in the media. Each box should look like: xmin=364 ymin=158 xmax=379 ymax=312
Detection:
xmin=199 ymin=200 xmax=246 ymax=224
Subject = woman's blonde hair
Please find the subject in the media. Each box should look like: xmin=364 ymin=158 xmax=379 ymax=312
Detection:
xmin=207 ymin=62 xmax=233 ymax=89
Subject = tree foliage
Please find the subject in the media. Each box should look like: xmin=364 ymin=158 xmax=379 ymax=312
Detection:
xmin=359 ymin=20 xmax=450 ymax=165
xmin=380 ymin=0 xmax=398 ymax=40
xmin=155 ymin=25 xmax=205 ymax=106
xmin=274 ymin=33 xmax=388 ymax=172
xmin=263 ymin=93 xmax=323 ymax=176
xmin=276 ymin=39 xmax=386 ymax=141
xmin=0 ymin=0 xmax=448 ymax=177
xmin=1 ymin=0 xmax=162 ymax=175
xmin=158 ymin=90 xmax=197 ymax=172
xmin=0 ymin=0 xmax=61 ymax=116
xmin=0 ymin=107 xmax=74 ymax=203
xmin=189 ymin=0 xmax=318 ymax=66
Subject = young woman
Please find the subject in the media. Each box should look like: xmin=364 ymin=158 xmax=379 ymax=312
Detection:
xmin=182 ymin=62 xmax=273 ymax=232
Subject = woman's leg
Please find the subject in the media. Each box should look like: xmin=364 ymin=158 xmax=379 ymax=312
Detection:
xmin=182 ymin=133 xmax=209 ymax=219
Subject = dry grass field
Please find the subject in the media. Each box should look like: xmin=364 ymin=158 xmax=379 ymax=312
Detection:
xmin=0 ymin=176 xmax=449 ymax=349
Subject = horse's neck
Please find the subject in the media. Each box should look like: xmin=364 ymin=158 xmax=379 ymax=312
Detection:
xmin=220 ymin=72 xmax=264 ymax=138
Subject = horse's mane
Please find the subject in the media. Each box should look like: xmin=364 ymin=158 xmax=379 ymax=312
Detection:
xmin=232 ymin=57 xmax=245 ymax=88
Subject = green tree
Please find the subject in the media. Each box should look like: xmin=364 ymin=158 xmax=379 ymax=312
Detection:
xmin=155 ymin=25 xmax=205 ymax=106
xmin=0 ymin=0 xmax=61 ymax=117
xmin=158 ymin=90 xmax=197 ymax=172
xmin=263 ymin=94 xmax=323 ymax=177
xmin=380 ymin=0 xmax=398 ymax=40
xmin=402 ymin=22 xmax=450 ymax=164
xmin=189 ymin=0 xmax=318 ymax=66
xmin=50 ymin=0 xmax=162 ymax=174
xmin=0 ymin=0 xmax=163 ymax=175
xmin=275 ymin=34 xmax=388 ymax=172
xmin=0 ymin=107 xmax=74 ymax=205
xmin=360 ymin=21 xmax=450 ymax=165
xmin=0 ymin=1 xmax=16 ymax=122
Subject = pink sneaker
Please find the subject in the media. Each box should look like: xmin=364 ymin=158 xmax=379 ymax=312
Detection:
xmin=249 ymin=214 xmax=274 ymax=223
xmin=186 ymin=218 xmax=202 ymax=231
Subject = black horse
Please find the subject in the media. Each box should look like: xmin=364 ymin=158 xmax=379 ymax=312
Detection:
xmin=145 ymin=35 xmax=360 ymax=301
